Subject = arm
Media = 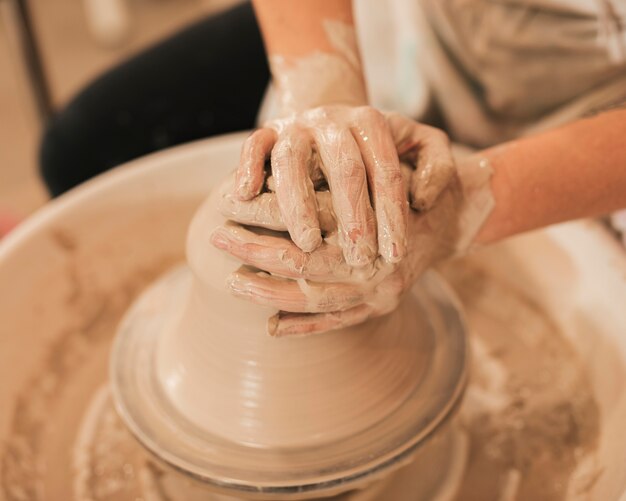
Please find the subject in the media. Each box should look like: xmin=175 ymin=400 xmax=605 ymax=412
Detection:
xmin=251 ymin=0 xmax=367 ymax=114
xmin=474 ymin=109 xmax=626 ymax=244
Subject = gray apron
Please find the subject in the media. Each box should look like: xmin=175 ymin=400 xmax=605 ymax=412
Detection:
xmin=414 ymin=0 xmax=626 ymax=146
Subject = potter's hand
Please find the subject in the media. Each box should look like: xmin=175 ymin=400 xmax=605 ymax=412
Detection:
xmin=233 ymin=107 xmax=456 ymax=266
xmin=213 ymin=162 xmax=469 ymax=337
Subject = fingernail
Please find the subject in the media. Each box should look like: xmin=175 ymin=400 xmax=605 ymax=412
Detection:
xmin=226 ymin=272 xmax=249 ymax=298
xmin=392 ymin=242 xmax=399 ymax=259
xmin=381 ymin=238 xmax=406 ymax=264
xmin=390 ymin=239 xmax=406 ymax=263
xmin=267 ymin=314 xmax=280 ymax=336
xmin=296 ymin=226 xmax=322 ymax=253
xmin=210 ymin=229 xmax=229 ymax=250
xmin=268 ymin=311 xmax=318 ymax=338
xmin=235 ymin=180 xmax=253 ymax=201
xmin=345 ymin=241 xmax=376 ymax=267
xmin=235 ymin=164 xmax=257 ymax=200
xmin=273 ymin=320 xmax=310 ymax=338
xmin=225 ymin=273 xmax=239 ymax=291
xmin=343 ymin=226 xmax=375 ymax=266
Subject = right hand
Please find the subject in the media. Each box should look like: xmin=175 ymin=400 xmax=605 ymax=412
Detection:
xmin=233 ymin=106 xmax=456 ymax=266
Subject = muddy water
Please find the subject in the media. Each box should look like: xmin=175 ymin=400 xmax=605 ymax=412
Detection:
xmin=0 ymin=248 xmax=600 ymax=500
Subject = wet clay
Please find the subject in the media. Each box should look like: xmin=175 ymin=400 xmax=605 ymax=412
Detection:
xmin=270 ymin=20 xmax=367 ymax=116
xmin=1 ymin=247 xmax=601 ymax=501
xmin=155 ymin=186 xmax=432 ymax=448
xmin=213 ymin=152 xmax=494 ymax=337
xmin=154 ymin=151 xmax=496 ymax=447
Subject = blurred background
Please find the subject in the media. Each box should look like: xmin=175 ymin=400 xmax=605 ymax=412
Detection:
xmin=2 ymin=0 xmax=626 ymax=244
xmin=0 ymin=0 xmax=237 ymax=226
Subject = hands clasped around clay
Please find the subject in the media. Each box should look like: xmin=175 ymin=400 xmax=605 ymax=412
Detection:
xmin=210 ymin=107 xmax=480 ymax=337
xmin=213 ymin=170 xmax=461 ymax=336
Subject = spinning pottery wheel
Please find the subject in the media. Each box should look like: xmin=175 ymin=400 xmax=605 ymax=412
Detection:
xmin=3 ymin=133 xmax=626 ymax=501
xmin=109 ymin=146 xmax=469 ymax=499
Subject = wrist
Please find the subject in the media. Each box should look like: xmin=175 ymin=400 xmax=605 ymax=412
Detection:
xmin=268 ymin=19 xmax=368 ymax=116
xmin=452 ymin=154 xmax=496 ymax=252
xmin=405 ymin=153 xmax=495 ymax=270
xmin=272 ymin=61 xmax=367 ymax=115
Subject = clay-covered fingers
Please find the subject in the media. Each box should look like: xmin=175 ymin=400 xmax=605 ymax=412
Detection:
xmin=351 ymin=107 xmax=408 ymax=264
xmin=411 ymin=129 xmax=455 ymax=211
xmin=387 ymin=113 xmax=455 ymax=211
xmin=268 ymin=305 xmax=374 ymax=337
xmin=266 ymin=272 xmax=403 ymax=337
xmin=236 ymin=128 xmax=277 ymax=200
xmin=266 ymin=269 xmax=406 ymax=337
xmin=227 ymin=267 xmax=367 ymax=313
xmin=266 ymin=167 xmax=326 ymax=193
xmin=315 ymin=128 xmax=377 ymax=267
xmin=271 ymin=127 xmax=322 ymax=252
xmin=219 ymin=190 xmax=337 ymax=234
xmin=210 ymin=223 xmax=352 ymax=281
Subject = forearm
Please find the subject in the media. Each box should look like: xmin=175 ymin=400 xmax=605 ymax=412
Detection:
xmin=251 ymin=0 xmax=367 ymax=114
xmin=471 ymin=109 xmax=626 ymax=244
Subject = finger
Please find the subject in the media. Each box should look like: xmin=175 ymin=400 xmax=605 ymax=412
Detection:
xmin=315 ymin=127 xmax=377 ymax=267
xmin=411 ymin=138 xmax=455 ymax=211
xmin=219 ymin=191 xmax=337 ymax=234
xmin=227 ymin=267 xmax=367 ymax=313
xmin=272 ymin=129 xmax=322 ymax=252
xmin=268 ymin=305 xmax=374 ymax=337
xmin=236 ymin=128 xmax=277 ymax=200
xmin=387 ymin=114 xmax=455 ymax=211
xmin=268 ymin=169 xmax=326 ymax=192
xmin=352 ymin=108 xmax=408 ymax=264
xmin=220 ymin=192 xmax=284 ymax=231
xmin=210 ymin=223 xmax=351 ymax=281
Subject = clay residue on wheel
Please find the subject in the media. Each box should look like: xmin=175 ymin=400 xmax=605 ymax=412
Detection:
xmin=1 ymin=209 xmax=187 ymax=501
xmin=442 ymin=261 xmax=600 ymax=501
